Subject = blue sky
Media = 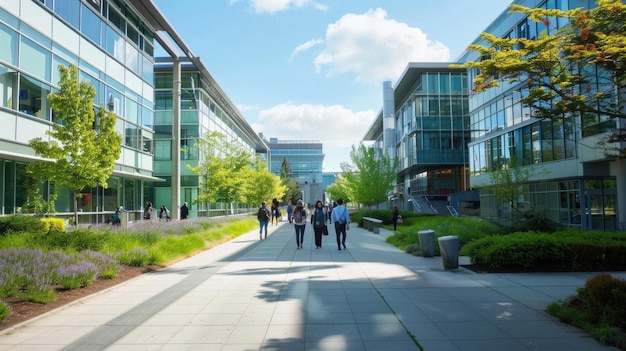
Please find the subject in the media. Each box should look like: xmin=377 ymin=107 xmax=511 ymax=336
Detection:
xmin=153 ymin=0 xmax=513 ymax=172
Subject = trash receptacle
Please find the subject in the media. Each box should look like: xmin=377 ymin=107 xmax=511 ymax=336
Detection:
xmin=438 ymin=235 xmax=459 ymax=269
xmin=418 ymin=229 xmax=435 ymax=257
xmin=120 ymin=211 xmax=128 ymax=230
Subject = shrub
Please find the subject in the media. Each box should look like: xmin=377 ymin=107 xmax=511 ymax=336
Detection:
xmin=509 ymin=209 xmax=559 ymax=233
xmin=0 ymin=215 xmax=45 ymax=235
xmin=0 ymin=301 xmax=10 ymax=322
xmin=40 ymin=229 xmax=110 ymax=251
xmin=462 ymin=232 xmax=567 ymax=270
xmin=585 ymin=274 xmax=626 ymax=327
xmin=19 ymin=287 xmax=57 ymax=304
xmin=56 ymin=262 xmax=98 ymax=289
xmin=41 ymin=218 xmax=66 ymax=233
xmin=386 ymin=215 xmax=501 ymax=252
xmin=82 ymin=250 xmax=119 ymax=279
xmin=549 ymin=274 xmax=626 ymax=350
xmin=115 ymin=247 xmax=151 ymax=266
xmin=405 ymin=244 xmax=421 ymax=256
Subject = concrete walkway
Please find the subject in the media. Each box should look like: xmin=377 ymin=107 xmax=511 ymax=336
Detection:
xmin=0 ymin=221 xmax=621 ymax=350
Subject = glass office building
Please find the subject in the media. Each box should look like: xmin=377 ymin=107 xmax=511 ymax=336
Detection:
xmin=0 ymin=0 xmax=159 ymax=223
xmin=362 ymin=63 xmax=471 ymax=213
xmin=152 ymin=58 xmax=269 ymax=217
xmin=458 ymin=0 xmax=620 ymax=231
xmin=0 ymin=0 xmax=263 ymax=223
xmin=263 ymin=137 xmax=324 ymax=204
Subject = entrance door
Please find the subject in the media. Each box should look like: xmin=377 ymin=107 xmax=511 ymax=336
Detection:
xmin=583 ymin=190 xmax=617 ymax=231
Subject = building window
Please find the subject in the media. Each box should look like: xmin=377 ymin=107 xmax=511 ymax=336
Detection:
xmin=154 ymin=140 xmax=171 ymax=161
xmin=0 ymin=22 xmax=18 ymax=65
xmin=18 ymin=74 xmax=51 ymax=120
xmin=20 ymin=37 xmax=51 ymax=82
xmin=81 ymin=5 xmax=101 ymax=44
xmin=0 ymin=65 xmax=17 ymax=109
xmin=54 ymin=0 xmax=80 ymax=29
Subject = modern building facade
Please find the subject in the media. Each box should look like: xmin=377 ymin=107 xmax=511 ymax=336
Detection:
xmin=0 ymin=0 xmax=263 ymax=223
xmin=152 ymin=57 xmax=268 ymax=217
xmin=361 ymin=0 xmax=623 ymax=231
xmin=459 ymin=0 xmax=621 ymax=231
xmin=362 ymin=63 xmax=471 ymax=214
xmin=263 ymin=136 xmax=325 ymax=205
xmin=0 ymin=0 xmax=163 ymax=223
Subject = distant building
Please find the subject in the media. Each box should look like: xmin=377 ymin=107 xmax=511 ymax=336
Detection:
xmin=362 ymin=63 xmax=471 ymax=214
xmin=262 ymin=136 xmax=325 ymax=205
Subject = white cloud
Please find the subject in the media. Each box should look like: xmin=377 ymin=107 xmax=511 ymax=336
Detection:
xmin=242 ymin=0 xmax=327 ymax=14
xmin=309 ymin=8 xmax=450 ymax=83
xmin=289 ymin=38 xmax=324 ymax=62
xmin=252 ymin=103 xmax=376 ymax=172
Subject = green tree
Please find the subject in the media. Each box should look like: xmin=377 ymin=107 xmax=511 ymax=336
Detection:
xmin=326 ymin=175 xmax=351 ymax=205
xmin=242 ymin=156 xmax=286 ymax=206
xmin=278 ymin=158 xmax=300 ymax=203
xmin=486 ymin=158 xmax=538 ymax=214
xmin=188 ymin=131 xmax=253 ymax=213
xmin=342 ymin=144 xmax=397 ymax=207
xmin=452 ymin=0 xmax=626 ymax=226
xmin=28 ymin=65 xmax=121 ymax=226
xmin=279 ymin=157 xmax=292 ymax=178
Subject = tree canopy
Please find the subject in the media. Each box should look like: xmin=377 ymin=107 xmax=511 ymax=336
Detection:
xmin=278 ymin=158 xmax=301 ymax=204
xmin=188 ymin=131 xmax=252 ymax=207
xmin=452 ymin=0 xmax=626 ymax=157
xmin=28 ymin=65 xmax=122 ymax=225
xmin=341 ymin=144 xmax=398 ymax=207
xmin=188 ymin=131 xmax=286 ymax=210
xmin=242 ymin=156 xmax=286 ymax=206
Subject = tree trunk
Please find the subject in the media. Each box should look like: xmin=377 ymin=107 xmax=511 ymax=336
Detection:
xmin=617 ymin=158 xmax=626 ymax=230
xmin=73 ymin=190 xmax=78 ymax=228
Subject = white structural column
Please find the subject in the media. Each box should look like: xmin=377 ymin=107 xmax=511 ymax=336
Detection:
xmin=171 ymin=58 xmax=181 ymax=220
xmin=382 ymin=81 xmax=395 ymax=160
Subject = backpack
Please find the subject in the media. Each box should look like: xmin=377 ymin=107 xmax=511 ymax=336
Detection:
xmin=257 ymin=207 xmax=269 ymax=221
xmin=293 ymin=208 xmax=305 ymax=223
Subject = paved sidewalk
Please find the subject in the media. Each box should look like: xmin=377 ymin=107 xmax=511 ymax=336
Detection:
xmin=0 ymin=221 xmax=621 ymax=350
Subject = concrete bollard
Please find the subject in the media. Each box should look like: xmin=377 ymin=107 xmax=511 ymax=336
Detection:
xmin=418 ymin=229 xmax=435 ymax=257
xmin=437 ymin=235 xmax=459 ymax=269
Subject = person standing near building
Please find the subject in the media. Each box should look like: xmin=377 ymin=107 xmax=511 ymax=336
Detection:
xmin=143 ymin=202 xmax=153 ymax=220
xmin=331 ymin=199 xmax=350 ymax=250
xmin=292 ymin=200 xmax=307 ymax=249
xmin=181 ymin=202 xmax=189 ymax=219
xmin=287 ymin=200 xmax=294 ymax=223
xmin=159 ymin=205 xmax=170 ymax=222
xmin=257 ymin=201 xmax=270 ymax=240
xmin=311 ymin=200 xmax=327 ymax=249
xmin=391 ymin=205 xmax=400 ymax=231
xmin=271 ymin=198 xmax=280 ymax=225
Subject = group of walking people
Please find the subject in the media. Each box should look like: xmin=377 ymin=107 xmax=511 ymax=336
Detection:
xmin=257 ymin=198 xmax=351 ymax=251
xmin=143 ymin=201 xmax=189 ymax=221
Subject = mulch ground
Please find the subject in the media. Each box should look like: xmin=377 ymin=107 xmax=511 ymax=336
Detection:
xmin=0 ymin=265 xmax=161 ymax=331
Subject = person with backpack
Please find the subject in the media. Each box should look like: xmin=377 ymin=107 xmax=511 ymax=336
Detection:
xmin=311 ymin=200 xmax=327 ymax=249
xmin=292 ymin=200 xmax=307 ymax=249
xmin=331 ymin=198 xmax=350 ymax=250
xmin=286 ymin=200 xmax=294 ymax=223
xmin=257 ymin=201 xmax=271 ymax=240
xmin=271 ymin=198 xmax=280 ymax=225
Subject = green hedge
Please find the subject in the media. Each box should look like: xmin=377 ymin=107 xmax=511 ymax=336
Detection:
xmin=462 ymin=229 xmax=626 ymax=271
xmin=0 ymin=215 xmax=45 ymax=235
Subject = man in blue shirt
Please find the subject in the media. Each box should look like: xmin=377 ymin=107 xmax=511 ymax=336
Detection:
xmin=287 ymin=200 xmax=294 ymax=224
xmin=331 ymin=199 xmax=350 ymax=250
